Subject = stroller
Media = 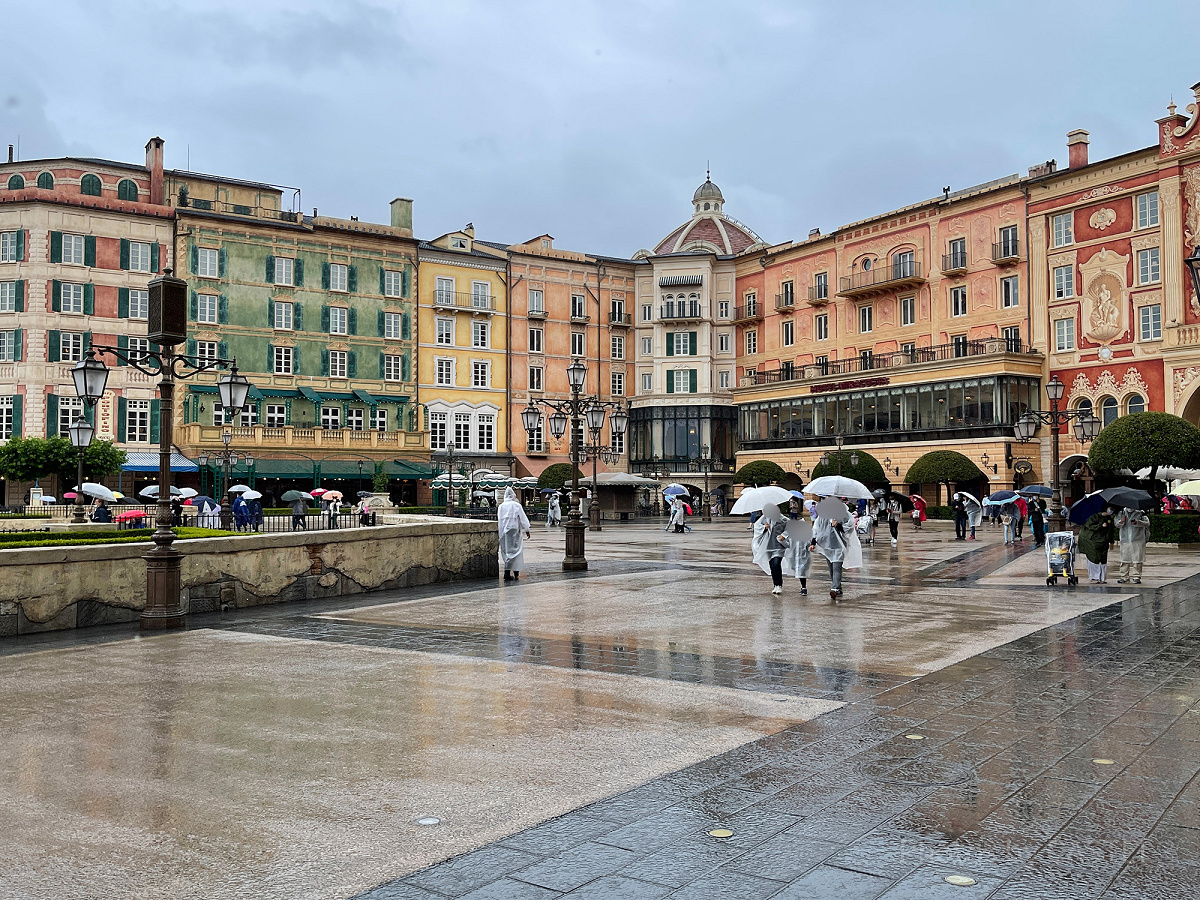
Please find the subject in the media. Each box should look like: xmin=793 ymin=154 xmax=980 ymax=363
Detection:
xmin=1045 ymin=531 xmax=1078 ymax=586
xmin=856 ymin=511 xmax=875 ymax=545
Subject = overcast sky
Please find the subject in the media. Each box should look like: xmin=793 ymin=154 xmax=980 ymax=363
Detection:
xmin=2 ymin=0 xmax=1193 ymax=256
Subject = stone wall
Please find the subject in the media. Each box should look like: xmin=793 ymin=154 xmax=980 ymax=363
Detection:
xmin=0 ymin=516 xmax=498 ymax=636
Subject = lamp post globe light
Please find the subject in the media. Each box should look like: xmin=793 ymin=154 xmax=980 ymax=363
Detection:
xmin=67 ymin=416 xmax=94 ymax=525
xmin=579 ymin=399 xmax=628 ymax=531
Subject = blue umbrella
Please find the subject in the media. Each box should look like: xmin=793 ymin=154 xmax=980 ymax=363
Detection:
xmin=663 ymin=485 xmax=689 ymax=496
xmin=1019 ymin=485 xmax=1053 ymax=498
xmin=539 ymin=488 xmax=560 ymax=495
xmin=987 ymin=490 xmax=1018 ymax=503
xmin=789 ymin=490 xmax=806 ymax=499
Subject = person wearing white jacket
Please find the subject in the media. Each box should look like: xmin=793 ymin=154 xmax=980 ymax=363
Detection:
xmin=498 ymin=487 xmax=532 ymax=581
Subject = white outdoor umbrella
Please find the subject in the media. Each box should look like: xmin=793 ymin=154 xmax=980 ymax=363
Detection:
xmin=78 ymin=483 xmax=117 ymax=503
xmin=729 ymin=487 xmax=761 ymax=515
xmin=815 ymin=496 xmax=852 ymax=523
xmin=241 ymin=490 xmax=263 ymax=500
xmin=228 ymin=484 xmax=252 ymax=493
xmin=957 ymin=491 xmax=982 ymax=509
xmin=732 ymin=484 xmax=793 ymax=513
xmin=805 ymin=475 xmax=874 ymax=500
xmin=178 ymin=487 xmax=198 ymax=499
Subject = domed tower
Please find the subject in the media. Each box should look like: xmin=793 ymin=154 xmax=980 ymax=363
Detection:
xmin=649 ymin=173 xmax=764 ymax=257
xmin=693 ymin=176 xmax=724 ymax=215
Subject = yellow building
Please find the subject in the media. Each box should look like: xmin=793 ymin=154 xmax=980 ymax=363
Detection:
xmin=417 ymin=225 xmax=510 ymax=477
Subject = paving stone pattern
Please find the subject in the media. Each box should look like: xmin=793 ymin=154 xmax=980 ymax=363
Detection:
xmin=355 ymin=580 xmax=1200 ymax=899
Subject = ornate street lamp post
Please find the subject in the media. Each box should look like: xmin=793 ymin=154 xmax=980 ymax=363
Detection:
xmin=197 ymin=430 xmax=253 ymax=531
xmin=68 ymin=416 xmax=94 ymax=525
xmin=71 ymin=268 xmax=249 ymax=630
xmin=579 ymin=401 xmax=628 ymax=531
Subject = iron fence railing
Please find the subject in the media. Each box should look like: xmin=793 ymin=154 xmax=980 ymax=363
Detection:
xmin=838 ymin=261 xmax=924 ymax=294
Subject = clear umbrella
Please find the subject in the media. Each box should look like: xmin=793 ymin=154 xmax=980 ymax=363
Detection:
xmin=805 ymin=475 xmax=874 ymax=500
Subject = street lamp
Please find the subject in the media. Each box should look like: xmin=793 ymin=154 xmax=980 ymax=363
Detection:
xmin=695 ymin=444 xmax=715 ymax=522
xmin=199 ymin=429 xmax=253 ymax=530
xmin=979 ymin=451 xmax=998 ymax=475
xmin=68 ymin=416 xmax=94 ymax=525
xmin=881 ymin=456 xmax=900 ymax=477
xmin=579 ymin=399 xmax=628 ymax=531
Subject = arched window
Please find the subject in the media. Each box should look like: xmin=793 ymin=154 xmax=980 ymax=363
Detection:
xmin=1126 ymin=394 xmax=1146 ymax=415
xmin=117 ymin=179 xmax=138 ymax=201
xmin=80 ymin=174 xmax=102 ymax=196
xmin=6 ymin=174 xmax=23 ymax=190
xmin=1101 ymin=396 xmax=1119 ymax=426
xmin=36 ymin=172 xmax=54 ymax=190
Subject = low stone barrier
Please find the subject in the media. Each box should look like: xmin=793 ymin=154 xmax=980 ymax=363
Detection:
xmin=0 ymin=516 xmax=498 ymax=636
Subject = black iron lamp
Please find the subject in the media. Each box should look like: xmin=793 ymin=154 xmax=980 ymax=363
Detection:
xmin=68 ymin=416 xmax=94 ymax=525
xmin=979 ymin=451 xmax=998 ymax=475
xmin=218 ymin=366 xmax=251 ymax=414
xmin=72 ymin=350 xmax=110 ymax=404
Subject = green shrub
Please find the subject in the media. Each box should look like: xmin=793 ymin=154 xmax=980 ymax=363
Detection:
xmin=1149 ymin=513 xmax=1200 ymax=544
xmin=0 ymin=527 xmax=235 ymax=550
xmin=537 ymin=463 xmax=584 ymax=489
xmin=734 ymin=459 xmax=787 ymax=486
xmin=905 ymin=450 xmax=985 ymax=485
xmin=924 ymin=505 xmax=954 ymax=520
xmin=1090 ymin=412 xmax=1200 ymax=481
xmin=809 ymin=450 xmax=887 ymax=487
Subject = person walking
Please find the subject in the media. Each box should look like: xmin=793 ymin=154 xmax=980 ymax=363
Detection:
xmin=1030 ymin=498 xmax=1045 ymax=547
xmin=289 ymin=495 xmax=308 ymax=531
xmin=953 ymin=493 xmax=968 ymax=541
xmin=1114 ymin=506 xmax=1150 ymax=584
xmin=546 ymin=493 xmax=561 ymax=528
xmin=1014 ymin=496 xmax=1028 ymax=541
xmin=753 ymin=504 xmax=791 ymax=595
xmin=327 ymin=495 xmax=342 ymax=529
xmin=811 ymin=507 xmax=862 ymax=601
xmin=497 ymin=486 xmax=532 ymax=581
xmin=1079 ymin=506 xmax=1116 ymax=584
xmin=886 ymin=496 xmax=902 ymax=546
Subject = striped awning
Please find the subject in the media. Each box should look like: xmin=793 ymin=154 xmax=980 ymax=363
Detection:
xmin=122 ymin=452 xmax=199 ymax=473
xmin=658 ymin=274 xmax=703 ymax=287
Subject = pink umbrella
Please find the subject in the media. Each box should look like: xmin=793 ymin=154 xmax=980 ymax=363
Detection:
xmin=115 ymin=510 xmax=146 ymax=522
xmin=63 ymin=492 xmax=78 ymax=499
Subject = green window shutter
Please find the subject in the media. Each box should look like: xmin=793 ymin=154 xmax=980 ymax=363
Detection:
xmin=401 ymin=353 xmax=410 ymax=382
xmin=46 ymin=394 xmax=58 ymax=437
xmin=267 ymin=298 xmax=275 ymax=327
xmin=377 ymin=310 xmax=385 ymax=336
xmin=186 ymin=338 xmax=196 ymax=358
xmin=320 ymin=348 xmax=329 ymax=376
xmin=83 ymin=331 xmax=92 ymax=352
xmin=267 ymin=343 xmax=274 ymax=371
xmin=218 ymin=248 xmax=226 ymax=277
xmin=117 ymin=397 xmax=127 ymax=443
xmin=348 ymin=351 xmax=357 ymax=378
xmin=665 ymin=332 xmax=674 ymax=357
xmin=403 ymin=268 xmax=410 ymax=297
xmin=348 ymin=308 xmax=357 ymax=335
xmin=320 ymin=305 xmax=330 ymax=332
xmin=189 ymin=243 xmax=198 ymax=274
xmin=218 ymin=295 xmax=228 ymax=324
xmin=293 ymin=302 xmax=303 ymax=330
xmin=47 ymin=330 xmax=60 ymax=362
xmin=12 ymin=328 xmax=21 ymax=362
xmin=120 ymin=239 xmax=130 ymax=270
xmin=16 ymin=229 xmax=24 ymax=261
xmin=83 ymin=283 xmax=94 ymax=315
xmin=265 ymin=255 xmax=275 ymax=283
xmin=11 ymin=393 xmax=21 ymax=436
xmin=117 ymin=334 xmax=129 ymax=365
xmin=150 ymin=243 xmax=159 ymax=273
xmin=50 ymin=231 xmax=62 ymax=263
xmin=84 ymin=236 xmax=96 ymax=267
xmin=689 ymin=369 xmax=697 ymax=393
xmin=378 ymin=351 xmax=385 ymax=379
xmin=666 ymin=372 xmax=674 ymax=394
xmin=347 ymin=265 xmax=357 ymax=293
xmin=150 ymin=399 xmax=161 ymax=444
xmin=51 ymin=280 xmax=61 ymax=312
xmin=294 ymin=258 xmax=304 ymax=286
xmin=14 ymin=280 xmax=23 ymax=312
xmin=189 ymin=290 xmax=198 ymax=320
xmin=321 ymin=263 xmax=330 ymax=290
xmin=379 ymin=267 xmax=386 ymax=294
xmin=217 ymin=341 xmax=228 ymax=360
xmin=690 ymin=331 xmax=697 ymax=355
xmin=83 ymin=401 xmax=94 ymax=425
xmin=401 ymin=312 xmax=411 ymax=340
xmin=118 ymin=287 xmax=129 ymax=318
xmin=292 ymin=347 xmax=300 ymax=375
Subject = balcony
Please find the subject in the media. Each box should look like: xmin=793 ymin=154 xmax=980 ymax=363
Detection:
xmin=569 ymin=312 xmax=590 ymax=324
xmin=660 ymin=302 xmax=706 ymax=322
xmin=528 ymin=307 xmax=547 ymax=319
xmin=183 ymin=198 xmax=301 ymax=223
xmin=434 ymin=290 xmax=496 ymax=314
xmin=837 ymin=262 xmax=925 ymax=298
xmin=941 ymin=253 xmax=968 ymax=275
xmin=991 ymin=240 xmax=1021 ymax=265
xmin=179 ymin=423 xmax=428 ymax=451
xmin=807 ymin=285 xmax=830 ymax=306
xmin=774 ymin=293 xmax=795 ymax=312
xmin=608 ymin=311 xmax=632 ymax=327
xmin=732 ymin=301 xmax=762 ymax=323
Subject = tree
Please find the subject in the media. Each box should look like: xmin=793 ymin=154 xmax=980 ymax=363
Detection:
xmin=1088 ymin=411 xmax=1200 ymax=486
xmin=734 ymin=459 xmax=787 ymax=486
xmin=537 ymin=462 xmax=584 ymax=489
xmin=80 ymin=441 xmax=126 ymax=482
xmin=809 ymin=449 xmax=888 ymax=487
xmin=0 ymin=437 xmax=66 ymax=484
xmin=905 ymin=450 xmax=985 ymax=486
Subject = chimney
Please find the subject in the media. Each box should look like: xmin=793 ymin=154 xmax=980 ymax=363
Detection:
xmin=1067 ymin=130 xmax=1090 ymax=169
xmin=144 ymin=136 xmax=164 ymax=204
xmin=390 ymin=197 xmax=413 ymax=231
xmin=463 ymin=222 xmax=475 ymax=238
xmin=809 ymin=227 xmax=821 ymax=238
xmin=6 ymin=145 xmax=12 ymax=163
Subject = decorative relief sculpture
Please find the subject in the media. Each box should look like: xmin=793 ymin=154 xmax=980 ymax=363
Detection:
xmin=1078 ymin=185 xmax=1124 ymax=201
xmin=971 ymin=275 xmax=993 ymax=310
xmin=1088 ymin=207 xmax=1118 ymax=230
xmin=1173 ymin=366 xmax=1200 ymax=403
xmin=1069 ymin=367 xmax=1152 ymax=406
xmin=1078 ymin=249 xmax=1130 ymax=344
xmin=1184 ymin=166 xmax=1200 ymax=315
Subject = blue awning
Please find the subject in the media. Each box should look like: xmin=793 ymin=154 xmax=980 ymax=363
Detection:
xmin=122 ymin=452 xmax=199 ymax=473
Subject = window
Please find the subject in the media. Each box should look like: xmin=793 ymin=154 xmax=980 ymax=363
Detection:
xmin=0 ymin=331 xmax=15 ymax=362
xmin=718 ymin=300 xmax=730 ymax=319
xmin=951 ymin=286 xmax=967 ymax=317
xmin=673 ymin=332 xmax=689 ymax=356
xmin=528 ymin=327 xmax=543 ymax=354
xmin=641 ymin=336 xmax=653 ymax=356
xmin=328 ymin=306 xmax=348 ymax=335
xmin=119 ymin=398 xmax=148 ymax=443
xmin=478 ymin=414 xmax=494 ymax=451
xmin=80 ymin=174 xmax=102 ymax=196
xmin=1052 ymin=213 xmax=1073 ymax=247
xmin=642 ymin=303 xmax=653 ymax=322
xmin=782 ymin=320 xmax=794 ymax=346
xmin=62 ymin=234 xmax=85 ymax=265
xmin=1140 ymin=304 xmax=1162 ymax=341
xmin=947 ymin=237 xmax=967 ymax=269
xmin=472 ymin=361 xmax=490 ymax=387
xmin=347 ymin=408 xmax=364 ymax=431
xmin=454 ymin=413 xmax=471 ymax=449
xmin=272 ymin=256 xmax=294 ymax=286
xmin=435 ymin=277 xmax=455 ymax=305
xmin=383 ymin=269 xmax=403 ymax=298
xmin=529 ymin=365 xmax=543 ymax=391
xmin=1003 ymin=326 xmax=1022 ymax=350
xmin=196 ymin=341 xmax=217 ymax=362
xmin=436 ymin=318 xmax=454 ymax=345
xmin=1053 ymin=265 xmax=1075 ymax=299
xmin=780 ymin=281 xmax=794 ymax=305
xmin=472 ymin=320 xmax=489 ymax=348
xmin=893 ymin=250 xmax=915 ymax=278
xmin=58 ymin=397 xmax=84 ymax=437
xmin=117 ymin=179 xmax=137 ymax=201
xmin=745 ymin=330 xmax=758 ymax=354
xmin=1127 ymin=394 xmax=1146 ymax=415
xmin=60 ymin=282 xmax=85 ymax=314
xmin=816 ymin=313 xmax=829 ymax=340
xmin=610 ymin=426 xmax=624 ymax=455
xmin=900 ymin=296 xmax=915 ymax=326
xmin=266 ymin=404 xmax=287 ymax=428
xmin=999 ymin=225 xmax=1019 ymax=257
xmin=815 ymin=355 xmax=828 ymax=374
xmin=673 ymin=370 xmax=690 ymax=393
xmin=60 ymin=332 xmax=84 ymax=362
xmin=128 ymin=337 xmax=150 ymax=364
xmin=472 ymin=282 xmax=491 ymax=309
xmin=641 ymin=373 xmax=653 ymax=392
xmin=611 ymin=335 xmax=624 ymax=360
xmin=0 ymin=397 xmax=13 ymax=440
xmin=745 ymin=291 xmax=757 ymax=315
xmin=611 ymin=371 xmax=624 ymax=396
xmin=527 ymin=419 xmax=544 ymax=452
xmin=1101 ymin=396 xmax=1119 ymax=426
xmin=128 ymin=241 xmax=151 ymax=273
xmin=1137 ymin=191 xmax=1159 ymax=229
xmin=718 ymin=370 xmax=731 ymax=389
xmin=1001 ymin=276 xmax=1020 ymax=309
xmin=372 ymin=408 xmax=388 ymax=431
xmin=329 ymin=263 xmax=348 ymax=292
xmin=321 ymin=406 xmax=341 ymax=429
xmin=1138 ymin=247 xmax=1161 ymax=285
xmin=384 ymin=354 xmax=403 ymax=381
xmin=197 ymin=294 xmax=219 ymax=324
xmin=859 ymin=304 xmax=873 ymax=333
xmin=328 ymin=350 xmax=348 ymax=378
xmin=900 ymin=342 xmax=916 ymax=359
xmin=952 ymin=335 xmax=968 ymax=358
xmin=571 ymin=332 xmax=585 ymax=356
xmin=528 ymin=289 xmax=544 ymax=313
xmin=430 ymin=412 xmax=447 ymax=449
xmin=571 ymin=294 xmax=586 ymax=318
xmin=0 ymin=232 xmax=19 ymax=263
xmin=37 ymin=172 xmax=53 ymax=190
xmin=814 ymin=272 xmax=828 ymax=301
xmin=129 ymin=289 xmax=148 ymax=320
xmin=384 ymin=311 xmax=401 ymax=339
xmin=451 ymin=237 xmax=468 ymax=250
xmin=1055 ymin=317 xmax=1075 ymax=352
xmin=273 ymin=346 xmax=293 ymax=375
xmin=718 ymin=332 xmax=730 ymax=353
xmin=436 ymin=358 xmax=454 ymax=386
xmin=197 ymin=247 xmax=219 ymax=278
xmin=274 ymin=300 xmax=293 ymax=330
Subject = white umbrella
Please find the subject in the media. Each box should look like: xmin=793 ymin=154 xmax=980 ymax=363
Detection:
xmin=139 ymin=485 xmax=182 ymax=498
xmin=78 ymin=483 xmax=117 ymax=503
xmin=241 ymin=490 xmax=263 ymax=500
xmin=805 ymin=475 xmax=874 ymax=500
xmin=729 ymin=487 xmax=761 ymax=515
xmin=178 ymin=487 xmax=198 ymax=499
xmin=815 ymin=496 xmax=852 ymax=523
xmin=228 ymin=484 xmax=252 ymax=493
xmin=729 ymin=484 xmax=792 ymax=513
xmin=956 ymin=491 xmax=982 ymax=509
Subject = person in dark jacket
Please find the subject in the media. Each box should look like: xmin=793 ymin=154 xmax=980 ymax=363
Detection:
xmin=1079 ymin=507 xmax=1116 ymax=584
xmin=1030 ymin=499 xmax=1046 ymax=547
xmin=952 ymin=493 xmax=968 ymax=540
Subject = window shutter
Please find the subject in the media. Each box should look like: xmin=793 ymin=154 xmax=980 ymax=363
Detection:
xmin=665 ymin=332 xmax=674 ymax=356
xmin=265 ymin=255 xmax=275 ymax=283
xmin=14 ymin=280 xmax=23 ymax=312
xmin=189 ymin=243 xmax=198 ymax=274
xmin=218 ymin=248 xmax=226 ymax=277
xmin=150 ymin=243 xmax=159 ymax=273
xmin=84 ymin=283 xmax=94 ymax=315
xmin=217 ymin=341 xmax=228 ymax=360
xmin=83 ymin=331 xmax=92 ymax=352
xmin=402 ymin=312 xmax=411 ymax=340
xmin=320 ymin=305 xmax=330 ymax=332
xmin=186 ymin=338 xmax=196 ymax=358
xmin=118 ymin=287 xmax=129 ymax=318
xmin=348 ymin=308 xmax=357 ymax=335
xmin=84 ymin=401 xmax=94 ymax=425
xmin=321 ymin=263 xmax=330 ymax=290
xmin=377 ymin=310 xmax=385 ymax=336
xmin=11 ymin=393 xmax=21 ymax=436
xmin=267 ymin=343 xmax=274 ymax=371
xmin=293 ymin=302 xmax=304 ymax=331
xmin=348 ymin=351 xmax=357 ymax=378
xmin=689 ymin=331 xmax=697 ymax=355
xmin=294 ymin=258 xmax=304 ymax=286
xmin=218 ymin=295 xmax=228 ymax=324
xmin=347 ymin=265 xmax=357 ymax=293
xmin=52 ymin=280 xmax=61 ymax=312
xmin=50 ymin=231 xmax=62 ymax=263
xmin=267 ymin=298 xmax=275 ymax=327
xmin=284 ymin=400 xmax=291 ymax=425
xmin=150 ymin=399 xmax=161 ymax=444
xmin=292 ymin=346 xmax=300 ymax=375
xmin=117 ymin=334 xmax=129 ymax=366
xmin=46 ymin=393 xmax=58 ymax=437
xmin=120 ymin=239 xmax=130 ymax=270
xmin=16 ymin=229 xmax=24 ymax=261
xmin=666 ymin=372 xmax=674 ymax=394
xmin=189 ymin=290 xmax=198 ymax=320
xmin=320 ymin=348 xmax=329 ymax=376
xmin=402 ymin=268 xmax=410 ymax=297
xmin=378 ymin=352 xmax=385 ymax=379
xmin=84 ymin=236 xmax=96 ymax=267
xmin=402 ymin=352 xmax=411 ymax=382
xmin=117 ymin=397 xmax=127 ymax=443
xmin=689 ymin=369 xmax=697 ymax=393
xmin=48 ymin=330 xmax=60 ymax=362
xmin=12 ymin=328 xmax=21 ymax=362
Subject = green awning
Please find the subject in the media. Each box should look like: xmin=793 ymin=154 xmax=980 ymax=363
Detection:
xmin=320 ymin=460 xmax=374 ymax=477
xmin=387 ymin=459 xmax=435 ymax=478
xmin=250 ymin=459 xmax=319 ymax=478
xmin=353 ymin=389 xmax=376 ymax=406
xmin=298 ymin=386 xmax=322 ymax=404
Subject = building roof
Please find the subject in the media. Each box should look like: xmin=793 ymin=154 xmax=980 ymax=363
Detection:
xmin=653 ymin=176 xmax=764 ymax=256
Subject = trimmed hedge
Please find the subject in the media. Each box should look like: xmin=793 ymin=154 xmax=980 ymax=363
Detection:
xmin=1149 ymin=513 xmax=1200 ymax=544
xmin=0 ymin=527 xmax=233 ymax=551
xmin=924 ymin=505 xmax=954 ymax=520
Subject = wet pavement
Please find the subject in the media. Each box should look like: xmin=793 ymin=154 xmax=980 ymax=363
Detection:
xmin=1 ymin=520 xmax=1198 ymax=899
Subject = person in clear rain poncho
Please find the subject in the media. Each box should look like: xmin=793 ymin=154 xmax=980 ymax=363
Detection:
xmin=498 ymin=486 xmax=532 ymax=582
xmin=1114 ymin=506 xmax=1150 ymax=584
xmin=810 ymin=500 xmax=863 ymax=601
xmin=752 ymin=503 xmax=791 ymax=594
xmin=546 ymin=492 xmax=561 ymax=528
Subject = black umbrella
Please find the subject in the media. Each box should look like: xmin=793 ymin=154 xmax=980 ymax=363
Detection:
xmin=1099 ymin=487 xmax=1156 ymax=511
xmin=882 ymin=491 xmax=914 ymax=511
xmin=357 ymin=491 xmax=372 ymax=499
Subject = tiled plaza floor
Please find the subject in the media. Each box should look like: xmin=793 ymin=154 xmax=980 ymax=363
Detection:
xmin=1 ymin=520 xmax=1197 ymax=899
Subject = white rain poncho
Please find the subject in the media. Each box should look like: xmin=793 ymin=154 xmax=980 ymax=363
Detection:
xmin=752 ymin=504 xmax=789 ymax=575
xmin=783 ymin=518 xmax=813 ymax=578
xmin=197 ymin=501 xmax=221 ymax=529
xmin=667 ymin=497 xmax=687 ymax=529
xmin=1115 ymin=507 xmax=1150 ymax=564
xmin=497 ymin=487 xmax=531 ymax=571
xmin=546 ymin=494 xmax=561 ymax=526
xmin=812 ymin=512 xmax=863 ymax=569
